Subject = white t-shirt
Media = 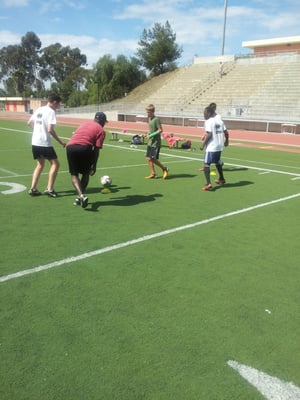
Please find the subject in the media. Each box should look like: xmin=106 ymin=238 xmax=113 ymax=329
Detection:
xmin=29 ymin=105 xmax=56 ymax=146
xmin=214 ymin=113 xmax=227 ymax=131
xmin=204 ymin=115 xmax=225 ymax=152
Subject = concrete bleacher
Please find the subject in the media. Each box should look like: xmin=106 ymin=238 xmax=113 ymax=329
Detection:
xmin=247 ymin=59 xmax=300 ymax=118
xmin=61 ymin=53 xmax=299 ymax=132
xmin=134 ymin=62 xmax=235 ymax=113
xmin=183 ymin=60 xmax=287 ymax=116
xmin=118 ymin=53 xmax=300 ymax=123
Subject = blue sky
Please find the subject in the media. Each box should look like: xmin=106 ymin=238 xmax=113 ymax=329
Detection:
xmin=0 ymin=0 xmax=299 ymax=68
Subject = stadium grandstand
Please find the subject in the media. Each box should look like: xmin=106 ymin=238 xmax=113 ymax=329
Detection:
xmin=1 ymin=36 xmax=299 ymax=133
xmin=111 ymin=35 xmax=300 ymax=133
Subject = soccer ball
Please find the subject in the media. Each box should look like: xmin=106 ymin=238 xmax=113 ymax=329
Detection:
xmin=101 ymin=175 xmax=112 ymax=186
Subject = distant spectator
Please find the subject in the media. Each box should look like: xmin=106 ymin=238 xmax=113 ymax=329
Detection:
xmin=219 ymin=61 xmax=224 ymax=78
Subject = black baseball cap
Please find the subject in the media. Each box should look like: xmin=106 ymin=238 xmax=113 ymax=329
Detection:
xmin=94 ymin=112 xmax=108 ymax=126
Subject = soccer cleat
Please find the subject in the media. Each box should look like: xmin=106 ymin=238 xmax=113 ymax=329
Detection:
xmin=215 ymin=179 xmax=226 ymax=184
xmin=145 ymin=174 xmax=157 ymax=179
xmin=73 ymin=197 xmax=81 ymax=206
xmin=162 ymin=167 xmax=169 ymax=179
xmin=44 ymin=189 xmax=58 ymax=198
xmin=202 ymin=183 xmax=213 ymax=191
xmin=28 ymin=188 xmax=41 ymax=196
xmin=80 ymin=195 xmax=88 ymax=208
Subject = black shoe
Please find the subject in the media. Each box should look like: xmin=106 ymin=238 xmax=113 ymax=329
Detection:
xmin=28 ymin=188 xmax=41 ymax=196
xmin=80 ymin=195 xmax=88 ymax=208
xmin=44 ymin=189 xmax=58 ymax=198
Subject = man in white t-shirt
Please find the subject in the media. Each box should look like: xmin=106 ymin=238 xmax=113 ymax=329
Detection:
xmin=200 ymin=105 xmax=229 ymax=191
xmin=27 ymin=93 xmax=66 ymax=197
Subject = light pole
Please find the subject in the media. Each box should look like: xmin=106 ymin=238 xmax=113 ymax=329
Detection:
xmin=97 ymin=81 xmax=100 ymax=111
xmin=221 ymin=0 xmax=228 ymax=55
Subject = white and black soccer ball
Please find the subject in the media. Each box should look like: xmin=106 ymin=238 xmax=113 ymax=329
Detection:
xmin=100 ymin=175 xmax=112 ymax=186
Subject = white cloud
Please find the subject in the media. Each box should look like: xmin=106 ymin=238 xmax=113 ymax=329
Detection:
xmin=39 ymin=33 xmax=138 ymax=67
xmin=1 ymin=0 xmax=299 ymax=70
xmin=0 ymin=30 xmax=137 ymax=67
xmin=0 ymin=30 xmax=21 ymax=46
xmin=1 ymin=0 xmax=29 ymax=6
xmin=64 ymin=0 xmax=85 ymax=10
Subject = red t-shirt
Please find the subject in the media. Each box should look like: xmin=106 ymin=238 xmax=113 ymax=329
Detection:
xmin=67 ymin=121 xmax=106 ymax=148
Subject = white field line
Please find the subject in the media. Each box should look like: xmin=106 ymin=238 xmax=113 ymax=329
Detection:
xmin=225 ymin=156 xmax=300 ymax=171
xmin=3 ymin=159 xmax=299 ymax=180
xmin=228 ymin=360 xmax=300 ymax=400
xmin=107 ymin=144 xmax=300 ymax=177
xmin=0 ymin=160 xmax=191 ymax=180
xmin=0 ymin=168 xmax=18 ymax=176
xmin=1 ymin=128 xmax=300 ymax=176
xmin=2 ymin=124 xmax=300 ymax=148
xmin=0 ymin=126 xmax=70 ymax=140
xmin=0 ymin=127 xmax=31 ymax=134
xmin=1 ymin=192 xmax=300 ymax=283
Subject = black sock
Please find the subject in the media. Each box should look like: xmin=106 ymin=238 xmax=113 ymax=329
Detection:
xmin=216 ymin=164 xmax=224 ymax=180
xmin=204 ymin=166 xmax=211 ymax=184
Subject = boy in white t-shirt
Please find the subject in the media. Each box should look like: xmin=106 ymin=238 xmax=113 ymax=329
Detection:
xmin=27 ymin=93 xmax=66 ymax=197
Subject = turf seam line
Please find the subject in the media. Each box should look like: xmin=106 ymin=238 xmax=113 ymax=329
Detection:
xmin=1 ymin=192 xmax=300 ymax=283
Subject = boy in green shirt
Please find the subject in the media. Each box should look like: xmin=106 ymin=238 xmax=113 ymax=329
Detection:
xmin=145 ymin=104 xmax=169 ymax=179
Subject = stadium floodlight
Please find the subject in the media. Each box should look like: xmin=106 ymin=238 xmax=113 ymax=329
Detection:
xmin=221 ymin=0 xmax=228 ymax=55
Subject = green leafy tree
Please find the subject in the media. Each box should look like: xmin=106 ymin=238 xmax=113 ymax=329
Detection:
xmin=39 ymin=44 xmax=88 ymax=103
xmin=137 ymin=21 xmax=183 ymax=76
xmin=90 ymin=54 xmax=146 ymax=103
xmin=0 ymin=32 xmax=42 ymax=96
xmin=68 ymin=90 xmax=89 ymax=107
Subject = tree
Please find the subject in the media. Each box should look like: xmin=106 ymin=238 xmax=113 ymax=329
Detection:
xmin=136 ymin=21 xmax=183 ymax=76
xmin=0 ymin=32 xmax=42 ymax=96
xmin=0 ymin=32 xmax=88 ymax=101
xmin=39 ymin=44 xmax=88 ymax=103
xmin=89 ymin=54 xmax=146 ymax=104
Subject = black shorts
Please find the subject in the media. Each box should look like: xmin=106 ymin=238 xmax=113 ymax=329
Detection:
xmin=66 ymin=144 xmax=94 ymax=175
xmin=146 ymin=146 xmax=160 ymax=160
xmin=32 ymin=145 xmax=57 ymax=160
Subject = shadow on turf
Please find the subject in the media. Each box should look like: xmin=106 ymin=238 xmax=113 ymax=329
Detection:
xmin=210 ymin=180 xmax=254 ymax=191
xmin=59 ymin=185 xmax=129 ymax=197
xmin=223 ymin=167 xmax=248 ymax=172
xmin=87 ymin=192 xmax=163 ymax=211
xmin=166 ymin=173 xmax=197 ymax=179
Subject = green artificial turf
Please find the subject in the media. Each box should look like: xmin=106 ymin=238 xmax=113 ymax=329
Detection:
xmin=0 ymin=118 xmax=300 ymax=399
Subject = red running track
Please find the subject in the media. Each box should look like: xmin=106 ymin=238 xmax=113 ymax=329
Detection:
xmin=1 ymin=112 xmax=300 ymax=152
xmin=56 ymin=117 xmax=300 ymax=152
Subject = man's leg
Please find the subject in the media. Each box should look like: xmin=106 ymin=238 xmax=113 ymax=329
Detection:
xmin=47 ymin=159 xmax=60 ymax=192
xmin=81 ymin=173 xmax=90 ymax=193
xmin=154 ymin=159 xmax=165 ymax=170
xmin=215 ymin=163 xmax=225 ymax=183
xmin=203 ymin=164 xmax=211 ymax=185
xmin=71 ymin=175 xmax=89 ymax=208
xmin=30 ymin=159 xmax=45 ymax=191
xmin=154 ymin=159 xmax=169 ymax=179
xmin=71 ymin=175 xmax=83 ymax=197
xmin=146 ymin=157 xmax=156 ymax=177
